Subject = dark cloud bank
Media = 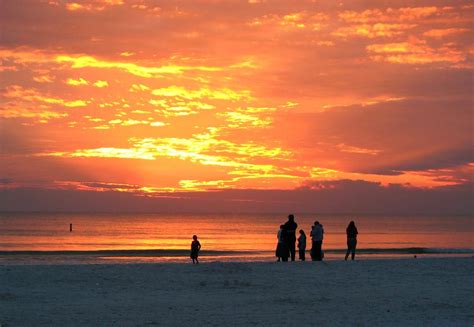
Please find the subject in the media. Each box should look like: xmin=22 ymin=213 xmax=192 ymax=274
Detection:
xmin=1 ymin=180 xmax=472 ymax=215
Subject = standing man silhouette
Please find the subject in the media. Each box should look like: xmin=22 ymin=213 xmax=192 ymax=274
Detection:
xmin=283 ymin=214 xmax=298 ymax=261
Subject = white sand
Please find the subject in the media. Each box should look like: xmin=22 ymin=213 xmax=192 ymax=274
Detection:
xmin=1 ymin=258 xmax=473 ymax=326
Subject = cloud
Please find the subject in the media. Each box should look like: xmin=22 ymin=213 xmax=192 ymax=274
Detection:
xmin=337 ymin=6 xmax=457 ymax=25
xmin=1 ymin=180 xmax=472 ymax=214
xmin=423 ymin=28 xmax=470 ymax=38
xmin=367 ymin=39 xmax=465 ymax=64
xmin=218 ymin=110 xmax=273 ymax=128
xmin=56 ymin=54 xmax=223 ymax=78
xmin=62 ymin=0 xmax=124 ymax=12
xmin=66 ymin=77 xmax=89 ymax=86
xmin=273 ymin=98 xmax=472 ymax=175
xmin=32 ymin=75 xmax=55 ymax=83
xmin=151 ymin=86 xmax=251 ymax=101
xmin=0 ymin=107 xmax=68 ymax=120
xmin=0 ymin=178 xmax=14 ymax=185
xmin=42 ymin=129 xmax=291 ymax=179
xmin=337 ymin=144 xmax=381 ymax=156
xmin=93 ymin=80 xmax=108 ymax=88
xmin=56 ymin=181 xmax=143 ymax=192
xmin=332 ymin=23 xmax=416 ymax=39
xmin=1 ymin=0 xmax=472 ymax=200
xmin=248 ymin=11 xmax=329 ymax=31
xmin=2 ymin=85 xmax=89 ymax=107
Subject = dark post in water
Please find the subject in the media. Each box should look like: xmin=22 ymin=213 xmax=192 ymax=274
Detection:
xmin=70 ymin=223 xmax=73 ymax=232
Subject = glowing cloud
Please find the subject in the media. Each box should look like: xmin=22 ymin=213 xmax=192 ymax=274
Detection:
xmin=56 ymin=55 xmax=222 ymax=78
xmin=367 ymin=40 xmax=465 ymax=64
xmin=1 ymin=0 xmax=471 ymax=199
xmin=333 ymin=23 xmax=416 ymax=38
xmin=2 ymin=85 xmax=89 ymax=107
xmin=66 ymin=78 xmax=89 ymax=86
xmin=33 ymin=75 xmax=55 ymax=83
xmin=423 ymin=28 xmax=470 ymax=38
xmin=339 ymin=7 xmax=441 ymax=23
xmin=93 ymin=80 xmax=109 ymax=88
xmin=151 ymin=86 xmax=251 ymax=101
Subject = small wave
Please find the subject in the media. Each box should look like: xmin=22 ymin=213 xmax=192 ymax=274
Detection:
xmin=0 ymin=247 xmax=473 ymax=257
xmin=0 ymin=249 xmax=256 ymax=257
xmin=324 ymin=247 xmax=474 ymax=255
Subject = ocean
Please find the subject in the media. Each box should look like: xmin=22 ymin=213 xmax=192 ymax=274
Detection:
xmin=0 ymin=213 xmax=472 ymax=264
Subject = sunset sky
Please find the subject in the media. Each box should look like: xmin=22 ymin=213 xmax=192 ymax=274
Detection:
xmin=0 ymin=0 xmax=472 ymax=212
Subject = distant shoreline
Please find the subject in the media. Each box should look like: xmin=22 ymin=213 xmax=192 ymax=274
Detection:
xmin=1 ymin=247 xmax=473 ymax=256
xmin=1 ymin=211 xmax=472 ymax=216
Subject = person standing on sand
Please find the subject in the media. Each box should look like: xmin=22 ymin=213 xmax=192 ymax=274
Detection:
xmin=283 ymin=214 xmax=298 ymax=261
xmin=345 ymin=221 xmax=358 ymax=260
xmin=276 ymin=225 xmax=287 ymax=262
xmin=190 ymin=235 xmax=201 ymax=264
xmin=310 ymin=221 xmax=324 ymax=261
xmin=297 ymin=229 xmax=306 ymax=261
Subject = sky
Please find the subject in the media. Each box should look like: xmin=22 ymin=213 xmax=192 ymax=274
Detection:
xmin=0 ymin=0 xmax=472 ymax=213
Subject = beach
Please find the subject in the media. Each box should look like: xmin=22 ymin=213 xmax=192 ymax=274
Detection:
xmin=1 ymin=257 xmax=473 ymax=326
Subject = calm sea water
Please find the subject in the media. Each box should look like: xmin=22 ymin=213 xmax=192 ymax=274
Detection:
xmin=0 ymin=213 xmax=472 ymax=264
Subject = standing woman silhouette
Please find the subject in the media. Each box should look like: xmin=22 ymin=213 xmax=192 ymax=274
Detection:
xmin=345 ymin=221 xmax=358 ymax=260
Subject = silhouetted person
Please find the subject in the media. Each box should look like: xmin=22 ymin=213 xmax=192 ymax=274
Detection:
xmin=283 ymin=214 xmax=298 ymax=261
xmin=345 ymin=221 xmax=358 ymax=260
xmin=297 ymin=229 xmax=306 ymax=261
xmin=310 ymin=221 xmax=324 ymax=261
xmin=190 ymin=235 xmax=201 ymax=264
xmin=276 ymin=224 xmax=289 ymax=262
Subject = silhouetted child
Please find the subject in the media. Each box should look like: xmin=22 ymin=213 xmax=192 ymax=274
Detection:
xmin=190 ymin=235 xmax=201 ymax=264
xmin=297 ymin=229 xmax=306 ymax=261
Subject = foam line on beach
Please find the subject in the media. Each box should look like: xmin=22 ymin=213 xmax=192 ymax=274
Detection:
xmin=0 ymin=247 xmax=472 ymax=257
xmin=0 ymin=249 xmax=258 ymax=256
xmin=324 ymin=247 xmax=474 ymax=254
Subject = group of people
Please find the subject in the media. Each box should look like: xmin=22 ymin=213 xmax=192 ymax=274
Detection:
xmin=190 ymin=215 xmax=359 ymax=264
xmin=276 ymin=214 xmax=358 ymax=262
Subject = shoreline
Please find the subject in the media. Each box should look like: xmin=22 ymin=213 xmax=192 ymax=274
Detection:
xmin=1 ymin=257 xmax=473 ymax=326
xmin=2 ymin=246 xmax=473 ymax=255
xmin=1 ymin=251 xmax=473 ymax=266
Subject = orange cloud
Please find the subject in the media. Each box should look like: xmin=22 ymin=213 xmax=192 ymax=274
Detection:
xmin=151 ymin=86 xmax=251 ymax=101
xmin=423 ymin=28 xmax=470 ymax=38
xmin=129 ymin=84 xmax=150 ymax=92
xmin=93 ymin=80 xmax=109 ymax=88
xmin=64 ymin=0 xmax=124 ymax=12
xmin=367 ymin=40 xmax=465 ymax=64
xmin=218 ymin=106 xmax=276 ymax=129
xmin=2 ymin=85 xmax=89 ymax=107
xmin=33 ymin=75 xmax=55 ymax=83
xmin=339 ymin=7 xmax=441 ymax=23
xmin=0 ymin=66 xmax=17 ymax=72
xmin=0 ymin=106 xmax=68 ymax=120
xmin=1 ymin=1 xmax=472 ymax=197
xmin=249 ymin=11 xmax=329 ymax=31
xmin=66 ymin=78 xmax=89 ymax=86
xmin=56 ymin=55 xmax=222 ymax=78
xmin=42 ymin=129 xmax=292 ymax=180
xmin=337 ymin=144 xmax=381 ymax=156
xmin=333 ymin=23 xmax=416 ymax=38
xmin=0 ymin=48 xmax=56 ymax=64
